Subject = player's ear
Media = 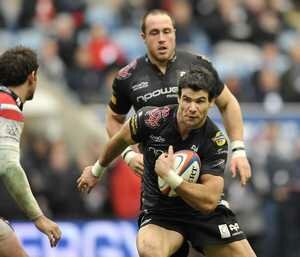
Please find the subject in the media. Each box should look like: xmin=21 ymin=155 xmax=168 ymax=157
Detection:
xmin=140 ymin=32 xmax=146 ymax=41
xmin=27 ymin=71 xmax=37 ymax=84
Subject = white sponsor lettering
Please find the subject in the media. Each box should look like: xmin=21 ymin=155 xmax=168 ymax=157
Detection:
xmin=132 ymin=82 xmax=149 ymax=91
xmin=136 ymin=87 xmax=178 ymax=103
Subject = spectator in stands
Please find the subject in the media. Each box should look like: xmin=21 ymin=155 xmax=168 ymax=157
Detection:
xmin=281 ymin=40 xmax=300 ymax=102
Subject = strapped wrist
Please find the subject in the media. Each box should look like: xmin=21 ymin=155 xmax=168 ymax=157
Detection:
xmin=163 ymin=169 xmax=183 ymax=190
xmin=121 ymin=146 xmax=138 ymax=164
xmin=231 ymin=140 xmax=246 ymax=158
xmin=91 ymin=161 xmax=106 ymax=178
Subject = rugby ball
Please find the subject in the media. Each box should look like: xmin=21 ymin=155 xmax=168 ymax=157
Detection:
xmin=158 ymin=150 xmax=201 ymax=197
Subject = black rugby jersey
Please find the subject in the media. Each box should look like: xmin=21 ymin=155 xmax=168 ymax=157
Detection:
xmin=129 ymin=105 xmax=228 ymax=217
xmin=109 ymin=51 xmax=224 ymax=114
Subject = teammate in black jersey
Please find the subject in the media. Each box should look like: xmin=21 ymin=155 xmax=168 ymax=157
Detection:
xmin=77 ymin=66 xmax=257 ymax=257
xmin=106 ymin=9 xmax=251 ymax=188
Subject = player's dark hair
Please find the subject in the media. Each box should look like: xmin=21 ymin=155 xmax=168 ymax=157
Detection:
xmin=141 ymin=9 xmax=176 ymax=34
xmin=178 ymin=66 xmax=216 ymax=101
xmin=0 ymin=46 xmax=39 ymax=87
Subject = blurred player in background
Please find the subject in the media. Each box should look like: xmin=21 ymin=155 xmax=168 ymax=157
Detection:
xmin=0 ymin=46 xmax=61 ymax=257
xmin=78 ymin=66 xmax=256 ymax=257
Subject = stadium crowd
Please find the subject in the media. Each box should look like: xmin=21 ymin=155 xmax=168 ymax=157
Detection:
xmin=0 ymin=1 xmax=300 ymax=257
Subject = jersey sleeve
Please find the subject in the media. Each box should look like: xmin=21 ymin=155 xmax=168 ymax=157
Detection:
xmin=200 ymin=130 xmax=228 ymax=177
xmin=108 ymin=60 xmax=138 ymax=115
xmin=129 ymin=106 xmax=156 ymax=143
xmin=193 ymin=55 xmax=224 ymax=97
xmin=109 ymin=78 xmax=132 ymax=115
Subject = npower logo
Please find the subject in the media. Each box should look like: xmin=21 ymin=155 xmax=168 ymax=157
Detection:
xmin=136 ymin=87 xmax=178 ymax=102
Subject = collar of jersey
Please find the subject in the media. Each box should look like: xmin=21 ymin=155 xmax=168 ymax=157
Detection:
xmin=144 ymin=53 xmax=177 ymax=64
xmin=0 ymin=85 xmax=23 ymax=110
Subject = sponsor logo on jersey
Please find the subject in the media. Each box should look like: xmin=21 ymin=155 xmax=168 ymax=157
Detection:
xmin=229 ymin=223 xmax=240 ymax=233
xmin=149 ymin=135 xmax=165 ymax=143
xmin=218 ymin=224 xmax=231 ymax=239
xmin=148 ymin=146 xmax=165 ymax=157
xmin=117 ymin=60 xmax=137 ymax=80
xmin=145 ymin=107 xmax=170 ymax=128
xmin=228 ymin=222 xmax=243 ymax=236
xmin=136 ymin=87 xmax=178 ymax=103
xmin=132 ymin=82 xmax=149 ymax=91
xmin=212 ymin=131 xmax=226 ymax=146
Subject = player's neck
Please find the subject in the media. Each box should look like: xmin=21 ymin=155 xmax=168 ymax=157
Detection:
xmin=147 ymin=52 xmax=175 ymax=74
xmin=8 ymin=84 xmax=27 ymax=104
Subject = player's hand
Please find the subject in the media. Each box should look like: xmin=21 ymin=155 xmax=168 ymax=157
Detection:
xmin=77 ymin=166 xmax=99 ymax=193
xmin=155 ymin=145 xmax=175 ymax=179
xmin=230 ymin=156 xmax=251 ymax=186
xmin=34 ymin=215 xmax=61 ymax=247
xmin=128 ymin=153 xmax=144 ymax=176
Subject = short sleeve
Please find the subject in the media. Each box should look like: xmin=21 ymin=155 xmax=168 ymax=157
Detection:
xmin=109 ymin=78 xmax=132 ymax=115
xmin=200 ymin=130 xmax=228 ymax=177
xmin=108 ymin=60 xmax=138 ymax=115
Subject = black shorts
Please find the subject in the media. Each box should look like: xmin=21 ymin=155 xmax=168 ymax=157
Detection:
xmin=138 ymin=205 xmax=246 ymax=252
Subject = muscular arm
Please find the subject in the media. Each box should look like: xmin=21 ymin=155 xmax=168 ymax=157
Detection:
xmin=105 ymin=106 xmax=127 ymax=138
xmin=100 ymin=120 xmax=136 ymax=166
xmin=215 ymin=86 xmax=243 ymax=141
xmin=215 ymin=86 xmax=251 ymax=185
xmin=0 ymin=149 xmax=42 ymax=220
xmin=176 ymin=174 xmax=224 ymax=214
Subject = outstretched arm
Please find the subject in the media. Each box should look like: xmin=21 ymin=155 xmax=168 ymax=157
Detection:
xmin=215 ymin=86 xmax=251 ymax=186
xmin=106 ymin=106 xmax=144 ymax=176
xmin=77 ymin=119 xmax=136 ymax=193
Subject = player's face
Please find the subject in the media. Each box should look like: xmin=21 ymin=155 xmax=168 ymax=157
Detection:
xmin=178 ymin=88 xmax=213 ymax=129
xmin=141 ymin=14 xmax=176 ymax=63
xmin=26 ymin=71 xmax=38 ymax=101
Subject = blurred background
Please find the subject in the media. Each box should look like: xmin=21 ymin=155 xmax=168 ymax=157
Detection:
xmin=0 ymin=0 xmax=300 ymax=256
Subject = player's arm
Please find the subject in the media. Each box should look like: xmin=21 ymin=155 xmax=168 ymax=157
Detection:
xmin=106 ymin=106 xmax=127 ymax=138
xmin=215 ymin=85 xmax=243 ymax=143
xmin=101 ymin=119 xmax=136 ymax=167
xmin=0 ymin=158 xmax=43 ymax=220
xmin=107 ymin=74 xmax=144 ymax=175
xmin=77 ymin=119 xmax=136 ymax=192
xmin=176 ymin=174 xmax=224 ymax=214
xmin=155 ymin=146 xmax=223 ymax=214
xmin=0 ymin=151 xmax=61 ymax=246
xmin=215 ymin=86 xmax=251 ymax=186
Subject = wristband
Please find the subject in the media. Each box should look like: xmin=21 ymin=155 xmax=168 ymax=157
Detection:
xmin=121 ymin=146 xmax=138 ymax=164
xmin=91 ymin=160 xmax=106 ymax=178
xmin=231 ymin=140 xmax=246 ymax=159
xmin=163 ymin=169 xmax=184 ymax=190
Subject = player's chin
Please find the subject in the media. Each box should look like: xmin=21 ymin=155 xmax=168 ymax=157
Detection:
xmin=155 ymin=52 xmax=171 ymax=61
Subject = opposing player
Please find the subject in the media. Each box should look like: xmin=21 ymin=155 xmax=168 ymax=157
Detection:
xmin=78 ymin=66 xmax=257 ymax=257
xmin=107 ymin=9 xmax=251 ymax=186
xmin=0 ymin=46 xmax=61 ymax=257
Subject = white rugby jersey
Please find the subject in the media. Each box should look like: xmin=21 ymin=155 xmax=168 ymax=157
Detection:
xmin=0 ymin=88 xmax=24 ymax=161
